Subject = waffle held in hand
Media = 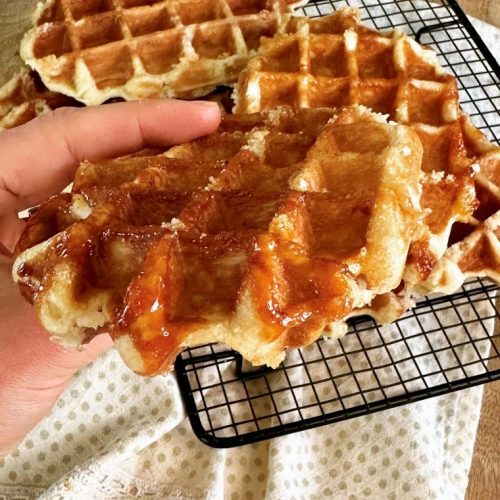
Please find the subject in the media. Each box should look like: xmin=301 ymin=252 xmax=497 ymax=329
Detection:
xmin=20 ymin=0 xmax=306 ymax=105
xmin=13 ymin=106 xmax=423 ymax=375
xmin=234 ymin=7 xmax=500 ymax=317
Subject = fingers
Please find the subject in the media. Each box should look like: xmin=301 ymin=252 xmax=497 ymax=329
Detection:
xmin=1 ymin=254 xmax=113 ymax=384
xmin=48 ymin=334 xmax=114 ymax=376
xmin=0 ymin=100 xmax=221 ymax=215
xmin=0 ymin=214 xmax=25 ymax=253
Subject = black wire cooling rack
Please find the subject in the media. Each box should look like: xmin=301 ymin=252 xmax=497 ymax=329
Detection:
xmin=175 ymin=0 xmax=500 ymax=448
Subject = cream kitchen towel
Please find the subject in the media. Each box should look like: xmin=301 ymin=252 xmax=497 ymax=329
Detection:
xmin=0 ymin=1 xmax=499 ymax=499
xmin=0 ymin=339 xmax=489 ymax=500
xmin=0 ymin=290 xmax=496 ymax=499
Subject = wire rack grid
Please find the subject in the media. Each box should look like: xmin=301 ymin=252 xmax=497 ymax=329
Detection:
xmin=174 ymin=0 xmax=500 ymax=448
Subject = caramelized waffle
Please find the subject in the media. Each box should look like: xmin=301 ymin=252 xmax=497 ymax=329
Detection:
xmin=20 ymin=0 xmax=306 ymax=105
xmin=0 ymin=69 xmax=78 ymax=130
xmin=234 ymin=8 xmax=500 ymax=305
xmin=13 ymin=106 xmax=423 ymax=374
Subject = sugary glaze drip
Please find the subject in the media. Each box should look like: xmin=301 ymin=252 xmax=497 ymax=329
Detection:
xmin=108 ymin=106 xmax=422 ymax=374
xmin=13 ymin=106 xmax=423 ymax=375
xmin=112 ymin=209 xmax=355 ymax=374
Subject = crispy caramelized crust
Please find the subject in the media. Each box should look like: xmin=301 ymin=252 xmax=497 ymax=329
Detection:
xmin=417 ymin=212 xmax=500 ymax=294
xmin=20 ymin=0 xmax=307 ymax=105
xmin=13 ymin=106 xmax=423 ymax=374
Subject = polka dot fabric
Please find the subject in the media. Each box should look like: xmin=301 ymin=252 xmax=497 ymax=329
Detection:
xmin=0 ymin=339 xmax=487 ymax=500
xmin=0 ymin=348 xmax=186 ymax=498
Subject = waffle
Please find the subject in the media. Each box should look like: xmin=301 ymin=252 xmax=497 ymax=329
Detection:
xmin=415 ymin=136 xmax=500 ymax=293
xmin=418 ymin=212 xmax=500 ymax=294
xmin=0 ymin=68 xmax=78 ymax=130
xmin=13 ymin=105 xmax=423 ymax=375
xmin=20 ymin=0 xmax=307 ymax=106
xmin=234 ymin=7 xmax=500 ymax=305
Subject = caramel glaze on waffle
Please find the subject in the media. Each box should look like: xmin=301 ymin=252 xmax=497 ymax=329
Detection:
xmin=234 ymin=7 xmax=500 ymax=317
xmin=0 ymin=68 xmax=79 ymax=130
xmin=20 ymin=0 xmax=307 ymax=105
xmin=13 ymin=106 xmax=423 ymax=375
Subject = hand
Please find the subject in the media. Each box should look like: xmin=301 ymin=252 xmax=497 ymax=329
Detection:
xmin=0 ymin=100 xmax=221 ymax=456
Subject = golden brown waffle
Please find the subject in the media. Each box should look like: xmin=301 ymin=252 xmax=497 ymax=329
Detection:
xmin=20 ymin=0 xmax=307 ymax=105
xmin=0 ymin=68 xmax=78 ymax=130
xmin=418 ymin=212 xmax=500 ymax=294
xmin=234 ymin=7 xmax=500 ymax=304
xmin=13 ymin=105 xmax=423 ymax=375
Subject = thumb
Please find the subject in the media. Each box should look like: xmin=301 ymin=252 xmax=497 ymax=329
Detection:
xmin=0 ymin=99 xmax=221 ymax=215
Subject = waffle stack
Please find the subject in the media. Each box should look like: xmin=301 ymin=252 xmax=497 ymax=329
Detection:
xmin=0 ymin=69 xmax=78 ymax=130
xmin=13 ymin=106 xmax=423 ymax=374
xmin=20 ymin=0 xmax=306 ymax=105
xmin=234 ymin=8 xmax=500 ymax=317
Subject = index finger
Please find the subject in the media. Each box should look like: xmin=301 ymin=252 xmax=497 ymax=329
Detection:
xmin=0 ymin=99 xmax=221 ymax=215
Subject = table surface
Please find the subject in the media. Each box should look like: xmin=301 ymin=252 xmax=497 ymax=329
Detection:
xmin=0 ymin=0 xmax=498 ymax=498
xmin=466 ymin=380 xmax=500 ymax=500
xmin=456 ymin=3 xmax=500 ymax=496
xmin=458 ymin=0 xmax=499 ymax=27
